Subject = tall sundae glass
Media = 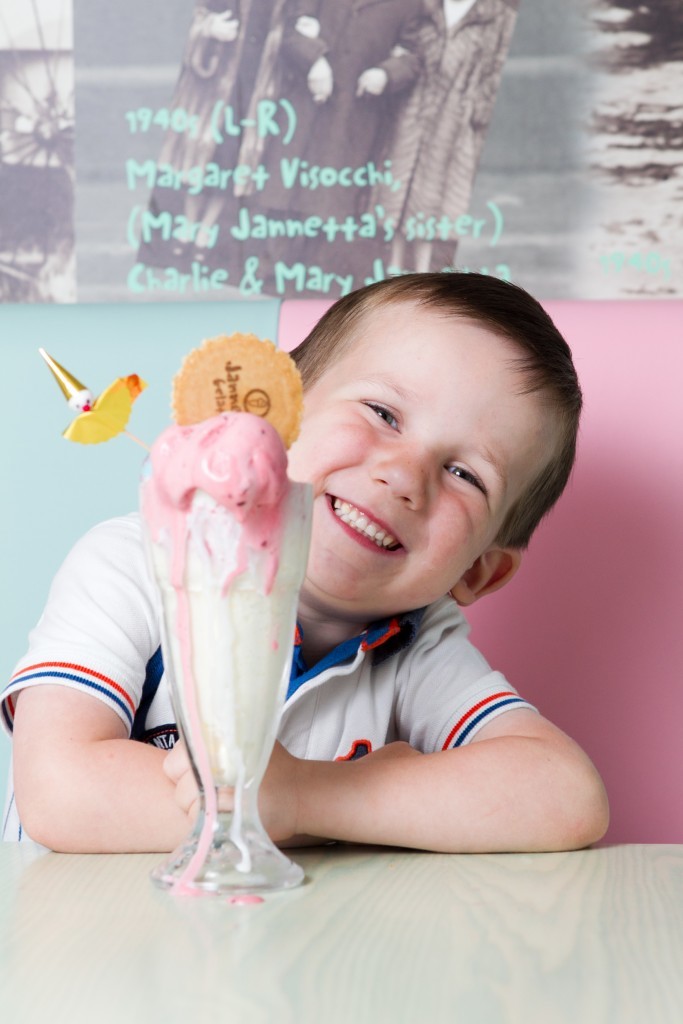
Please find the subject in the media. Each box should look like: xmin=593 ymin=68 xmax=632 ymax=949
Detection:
xmin=140 ymin=335 xmax=312 ymax=896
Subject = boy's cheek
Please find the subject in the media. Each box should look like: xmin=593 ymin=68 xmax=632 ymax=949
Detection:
xmin=286 ymin=412 xmax=324 ymax=483
xmin=287 ymin=418 xmax=368 ymax=486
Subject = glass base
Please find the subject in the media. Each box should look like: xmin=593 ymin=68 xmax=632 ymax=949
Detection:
xmin=151 ymin=809 xmax=304 ymax=897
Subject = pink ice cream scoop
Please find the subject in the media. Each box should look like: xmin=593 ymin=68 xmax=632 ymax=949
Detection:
xmin=147 ymin=413 xmax=288 ymax=516
xmin=141 ymin=413 xmax=291 ymax=595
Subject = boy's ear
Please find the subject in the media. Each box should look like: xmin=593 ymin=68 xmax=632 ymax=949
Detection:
xmin=450 ymin=547 xmax=522 ymax=607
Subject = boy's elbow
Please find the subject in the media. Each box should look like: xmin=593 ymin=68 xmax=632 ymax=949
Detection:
xmin=577 ymin=771 xmax=610 ymax=848
xmin=15 ymin=775 xmax=75 ymax=852
xmin=518 ymin=722 xmax=610 ymax=852
xmin=563 ymin=791 xmax=609 ymax=852
xmin=18 ymin=809 xmax=59 ymax=852
xmin=547 ymin=760 xmax=610 ymax=852
xmin=14 ymin=746 xmax=97 ymax=853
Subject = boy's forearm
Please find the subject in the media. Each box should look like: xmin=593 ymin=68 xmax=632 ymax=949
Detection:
xmin=13 ymin=685 xmax=191 ymax=853
xmin=292 ymin=729 xmax=609 ymax=853
xmin=16 ymin=737 xmax=190 ymax=854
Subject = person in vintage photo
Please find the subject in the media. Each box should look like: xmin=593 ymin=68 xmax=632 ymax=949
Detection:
xmin=248 ymin=0 xmax=425 ymax=292
xmin=139 ymin=0 xmax=288 ymax=278
xmin=373 ymin=0 xmax=519 ymax=273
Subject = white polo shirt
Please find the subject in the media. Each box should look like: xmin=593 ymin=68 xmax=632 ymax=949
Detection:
xmin=2 ymin=514 xmax=534 ymax=841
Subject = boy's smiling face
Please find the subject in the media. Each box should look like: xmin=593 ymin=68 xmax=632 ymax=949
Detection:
xmin=287 ymin=301 xmax=557 ymax=633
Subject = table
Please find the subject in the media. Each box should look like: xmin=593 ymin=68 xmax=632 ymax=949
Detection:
xmin=1 ymin=844 xmax=681 ymax=1023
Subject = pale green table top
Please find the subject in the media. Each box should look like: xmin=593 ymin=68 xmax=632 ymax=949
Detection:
xmin=1 ymin=843 xmax=682 ymax=1024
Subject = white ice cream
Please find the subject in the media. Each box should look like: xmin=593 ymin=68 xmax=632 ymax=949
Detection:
xmin=140 ymin=413 xmax=311 ymax=790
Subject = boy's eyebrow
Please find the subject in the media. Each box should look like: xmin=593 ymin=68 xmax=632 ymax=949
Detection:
xmin=358 ymin=376 xmax=420 ymax=403
xmin=478 ymin=445 xmax=508 ymax=491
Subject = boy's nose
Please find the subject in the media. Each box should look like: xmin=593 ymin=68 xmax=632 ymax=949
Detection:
xmin=371 ymin=445 xmax=429 ymax=508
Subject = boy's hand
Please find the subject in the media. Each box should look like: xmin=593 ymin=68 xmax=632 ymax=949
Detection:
xmin=257 ymin=741 xmax=303 ymax=842
xmin=163 ymin=740 xmax=200 ymax=823
xmin=260 ymin=742 xmax=420 ymax=844
xmin=162 ymin=739 xmax=303 ymax=843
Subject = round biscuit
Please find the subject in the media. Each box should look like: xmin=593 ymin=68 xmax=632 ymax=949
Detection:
xmin=172 ymin=333 xmax=303 ymax=447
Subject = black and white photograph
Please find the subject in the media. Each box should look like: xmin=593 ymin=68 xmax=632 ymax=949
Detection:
xmin=0 ymin=1 xmax=75 ymax=303
xmin=92 ymin=0 xmax=526 ymax=300
xmin=579 ymin=0 xmax=683 ymax=297
xmin=0 ymin=1 xmax=680 ymax=303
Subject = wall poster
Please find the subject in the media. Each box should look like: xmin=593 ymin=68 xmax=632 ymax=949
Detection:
xmin=0 ymin=1 xmax=75 ymax=302
xmin=0 ymin=1 xmax=680 ymax=305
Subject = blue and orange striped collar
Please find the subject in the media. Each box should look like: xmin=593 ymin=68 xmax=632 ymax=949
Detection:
xmin=287 ymin=607 xmax=425 ymax=700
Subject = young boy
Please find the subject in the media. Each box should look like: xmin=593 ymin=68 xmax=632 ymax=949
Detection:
xmin=3 ymin=273 xmax=609 ymax=852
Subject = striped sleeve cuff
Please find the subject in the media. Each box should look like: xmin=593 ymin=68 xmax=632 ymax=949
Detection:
xmin=2 ymin=661 xmax=137 ymax=734
xmin=441 ymin=691 xmax=536 ymax=749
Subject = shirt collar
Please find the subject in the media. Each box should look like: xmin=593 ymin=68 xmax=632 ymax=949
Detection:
xmin=288 ymin=607 xmax=426 ymax=700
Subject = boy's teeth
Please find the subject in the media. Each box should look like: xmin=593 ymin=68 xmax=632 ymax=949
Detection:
xmin=332 ymin=498 xmax=398 ymax=549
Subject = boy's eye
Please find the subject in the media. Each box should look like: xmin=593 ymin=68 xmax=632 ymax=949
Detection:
xmin=448 ymin=464 xmax=487 ymax=495
xmin=364 ymin=402 xmax=399 ymax=429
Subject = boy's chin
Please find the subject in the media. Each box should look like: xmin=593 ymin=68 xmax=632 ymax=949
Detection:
xmin=300 ymin=581 xmax=405 ymax=625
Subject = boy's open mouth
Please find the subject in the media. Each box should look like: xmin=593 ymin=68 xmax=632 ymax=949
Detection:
xmin=329 ymin=496 xmax=402 ymax=551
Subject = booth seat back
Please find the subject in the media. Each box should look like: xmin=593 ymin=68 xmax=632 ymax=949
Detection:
xmin=2 ymin=297 xmax=682 ymax=843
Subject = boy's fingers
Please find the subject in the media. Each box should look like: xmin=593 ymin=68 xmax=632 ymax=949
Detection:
xmin=163 ymin=740 xmax=190 ymax=782
xmin=175 ymin=772 xmax=200 ymax=817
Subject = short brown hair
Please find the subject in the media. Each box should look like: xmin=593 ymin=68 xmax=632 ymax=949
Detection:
xmin=290 ymin=273 xmax=582 ymax=549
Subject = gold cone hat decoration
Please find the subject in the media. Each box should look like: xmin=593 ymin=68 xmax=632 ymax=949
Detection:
xmin=38 ymin=347 xmax=149 ymax=448
xmin=39 ymin=347 xmax=93 ymax=411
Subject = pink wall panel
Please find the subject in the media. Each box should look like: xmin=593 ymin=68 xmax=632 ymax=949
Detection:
xmin=279 ymin=297 xmax=683 ymax=844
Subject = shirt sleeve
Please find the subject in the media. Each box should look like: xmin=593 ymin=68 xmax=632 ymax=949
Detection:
xmin=380 ymin=5 xmax=423 ymax=95
xmin=1 ymin=514 xmax=160 ymax=737
xmin=393 ymin=596 xmax=537 ymax=752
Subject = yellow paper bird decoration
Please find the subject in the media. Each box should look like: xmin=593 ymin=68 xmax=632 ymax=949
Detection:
xmin=39 ymin=348 xmax=148 ymax=447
